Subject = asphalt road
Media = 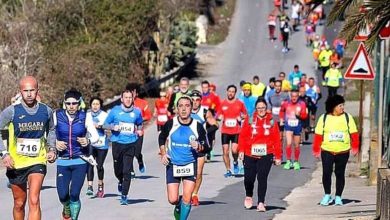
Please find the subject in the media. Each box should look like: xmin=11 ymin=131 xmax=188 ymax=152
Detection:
xmin=0 ymin=0 xmax=329 ymax=219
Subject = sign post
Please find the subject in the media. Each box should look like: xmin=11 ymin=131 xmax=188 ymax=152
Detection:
xmin=344 ymin=42 xmax=375 ymax=166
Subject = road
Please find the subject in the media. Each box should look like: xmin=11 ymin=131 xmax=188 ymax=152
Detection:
xmin=0 ymin=0 xmax=326 ymax=219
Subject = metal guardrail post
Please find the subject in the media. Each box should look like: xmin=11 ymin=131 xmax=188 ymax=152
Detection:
xmin=377 ymin=168 xmax=390 ymax=219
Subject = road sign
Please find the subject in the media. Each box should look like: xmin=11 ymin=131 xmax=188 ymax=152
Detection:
xmin=344 ymin=42 xmax=375 ymax=80
xmin=379 ymin=21 xmax=390 ymax=39
xmin=354 ymin=25 xmax=370 ymax=41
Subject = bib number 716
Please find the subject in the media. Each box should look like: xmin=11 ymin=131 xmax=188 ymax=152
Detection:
xmin=16 ymin=138 xmax=40 ymax=157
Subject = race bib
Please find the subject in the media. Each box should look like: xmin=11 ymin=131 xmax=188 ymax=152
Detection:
xmin=329 ymin=132 xmax=345 ymax=142
xmin=94 ymin=136 xmax=106 ymax=147
xmin=251 ymin=144 xmax=267 ymax=156
xmin=119 ymin=122 xmax=135 ymax=134
xmin=173 ymin=163 xmax=194 ymax=177
xmin=272 ymin=107 xmax=281 ymax=115
xmin=224 ymin=119 xmax=237 ymax=127
xmin=287 ymin=119 xmax=299 ymax=127
xmin=157 ymin=115 xmax=168 ymax=123
xmin=16 ymin=138 xmax=40 ymax=157
xmin=293 ymin=77 xmax=300 ymax=86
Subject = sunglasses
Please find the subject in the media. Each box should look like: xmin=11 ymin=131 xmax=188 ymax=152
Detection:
xmin=65 ymin=102 xmax=79 ymax=106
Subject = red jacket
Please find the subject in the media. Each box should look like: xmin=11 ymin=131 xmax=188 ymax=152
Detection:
xmin=238 ymin=113 xmax=282 ymax=160
xmin=134 ymin=98 xmax=152 ymax=121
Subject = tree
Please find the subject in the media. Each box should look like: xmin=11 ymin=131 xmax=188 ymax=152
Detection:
xmin=312 ymin=0 xmax=390 ymax=52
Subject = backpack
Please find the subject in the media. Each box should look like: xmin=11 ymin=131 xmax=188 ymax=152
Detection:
xmin=322 ymin=113 xmax=351 ymax=137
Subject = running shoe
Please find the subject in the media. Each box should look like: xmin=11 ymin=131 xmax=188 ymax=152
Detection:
xmin=130 ymin=172 xmax=136 ymax=179
xmin=256 ymin=202 xmax=266 ymax=212
xmin=80 ymin=155 xmax=97 ymax=166
xmin=86 ymin=185 xmax=93 ymax=196
xmin=210 ymin=150 xmax=214 ymax=160
xmin=244 ymin=197 xmax=252 ymax=209
xmin=239 ymin=166 xmax=245 ymax=175
xmin=62 ymin=213 xmax=71 ymax=220
xmin=233 ymin=162 xmax=239 ymax=175
xmin=283 ymin=160 xmax=292 ymax=170
xmin=224 ymin=170 xmax=233 ymax=178
xmin=96 ymin=185 xmax=104 ymax=198
xmin=191 ymin=195 xmax=200 ymax=206
xmin=320 ymin=194 xmax=333 ymax=206
xmin=117 ymin=182 xmax=122 ymax=194
xmin=334 ymin=196 xmax=343 ymax=206
xmin=139 ymin=164 xmax=145 ymax=174
xmin=120 ymin=195 xmax=128 ymax=205
xmin=293 ymin=161 xmax=301 ymax=170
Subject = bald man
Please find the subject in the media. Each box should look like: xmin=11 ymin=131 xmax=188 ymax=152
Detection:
xmin=0 ymin=76 xmax=57 ymax=220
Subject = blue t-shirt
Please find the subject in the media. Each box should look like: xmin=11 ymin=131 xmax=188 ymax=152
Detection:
xmin=104 ymin=105 xmax=143 ymax=144
xmin=239 ymin=95 xmax=257 ymax=121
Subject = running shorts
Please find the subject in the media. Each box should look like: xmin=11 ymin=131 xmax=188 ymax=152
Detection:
xmin=166 ymin=162 xmax=197 ymax=184
xmin=284 ymin=123 xmax=303 ymax=136
xmin=6 ymin=164 xmax=47 ymax=185
xmin=221 ymin=133 xmax=239 ymax=145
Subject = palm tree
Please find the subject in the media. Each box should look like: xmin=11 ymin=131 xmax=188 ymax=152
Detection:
xmin=309 ymin=0 xmax=390 ymax=52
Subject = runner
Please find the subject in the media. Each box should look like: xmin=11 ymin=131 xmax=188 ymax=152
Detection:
xmin=103 ymin=89 xmax=144 ymax=205
xmin=299 ymin=73 xmax=308 ymax=88
xmin=238 ymin=98 xmax=282 ymax=212
xmin=312 ymin=35 xmax=321 ymax=70
xmin=54 ymin=89 xmax=99 ymax=220
xmin=267 ymin=80 xmax=290 ymax=141
xmin=217 ymin=85 xmax=247 ymax=177
xmin=304 ymin=20 xmax=316 ymax=47
xmin=278 ymin=11 xmax=291 ymax=52
xmin=305 ymin=77 xmax=322 ymax=131
xmin=324 ymin=62 xmax=344 ymax=97
xmin=200 ymin=80 xmax=220 ymax=111
xmin=239 ymin=83 xmax=257 ymax=124
xmin=264 ymin=77 xmax=276 ymax=103
xmin=313 ymin=95 xmax=359 ymax=206
xmin=189 ymin=90 xmax=217 ymax=206
xmin=288 ymin=64 xmax=303 ymax=90
xmin=298 ymin=86 xmax=315 ymax=142
xmin=126 ymin=83 xmax=152 ymax=177
xmin=267 ymin=11 xmax=277 ymax=41
xmin=168 ymin=77 xmax=191 ymax=116
xmin=158 ymin=96 xmax=209 ymax=220
xmin=155 ymin=91 xmax=170 ymax=132
xmin=318 ymin=45 xmax=333 ymax=81
xmin=0 ymin=76 xmax=56 ymax=220
xmin=200 ymin=80 xmax=219 ymax=161
xmin=251 ymin=76 xmax=266 ymax=98
xmin=278 ymin=72 xmax=292 ymax=92
xmin=279 ymin=90 xmax=308 ymax=170
xmin=86 ymin=97 xmax=109 ymax=198
xmin=291 ymin=0 xmax=301 ymax=31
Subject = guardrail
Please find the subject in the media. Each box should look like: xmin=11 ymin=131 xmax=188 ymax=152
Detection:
xmin=103 ymin=53 xmax=196 ymax=110
xmin=376 ymin=168 xmax=390 ymax=220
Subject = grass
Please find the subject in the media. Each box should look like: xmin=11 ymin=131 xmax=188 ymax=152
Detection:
xmin=207 ymin=0 xmax=236 ymax=45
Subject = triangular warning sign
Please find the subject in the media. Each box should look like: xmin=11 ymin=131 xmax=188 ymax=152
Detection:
xmin=344 ymin=42 xmax=375 ymax=80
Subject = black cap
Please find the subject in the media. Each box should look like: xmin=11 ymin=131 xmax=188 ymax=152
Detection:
xmin=190 ymin=90 xmax=202 ymax=98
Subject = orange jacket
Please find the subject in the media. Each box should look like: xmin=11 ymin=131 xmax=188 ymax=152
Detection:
xmin=238 ymin=113 xmax=282 ymax=159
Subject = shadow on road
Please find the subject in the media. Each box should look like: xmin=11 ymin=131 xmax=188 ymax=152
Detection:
xmin=41 ymin=185 xmax=56 ymax=191
xmin=128 ymin=198 xmax=155 ymax=204
xmin=342 ymin=199 xmax=362 ymax=205
xmin=199 ymin=201 xmax=227 ymax=206
xmin=135 ymin=175 xmax=159 ymax=180
xmin=265 ymin=205 xmax=286 ymax=211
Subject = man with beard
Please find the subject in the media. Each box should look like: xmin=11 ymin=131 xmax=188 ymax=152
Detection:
xmin=217 ymin=85 xmax=247 ymax=177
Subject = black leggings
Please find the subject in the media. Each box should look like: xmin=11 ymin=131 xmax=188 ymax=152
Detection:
xmin=321 ymin=151 xmax=349 ymax=196
xmin=327 ymin=86 xmax=339 ymax=98
xmin=87 ymin=148 xmax=108 ymax=182
xmin=131 ymin=136 xmax=144 ymax=172
xmin=112 ymin=142 xmax=136 ymax=196
xmin=243 ymin=154 xmax=274 ymax=204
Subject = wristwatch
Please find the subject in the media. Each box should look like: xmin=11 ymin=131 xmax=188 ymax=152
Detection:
xmin=0 ymin=151 xmax=9 ymax=159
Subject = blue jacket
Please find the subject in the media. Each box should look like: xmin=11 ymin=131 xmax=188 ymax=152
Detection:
xmin=55 ymin=110 xmax=87 ymax=158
